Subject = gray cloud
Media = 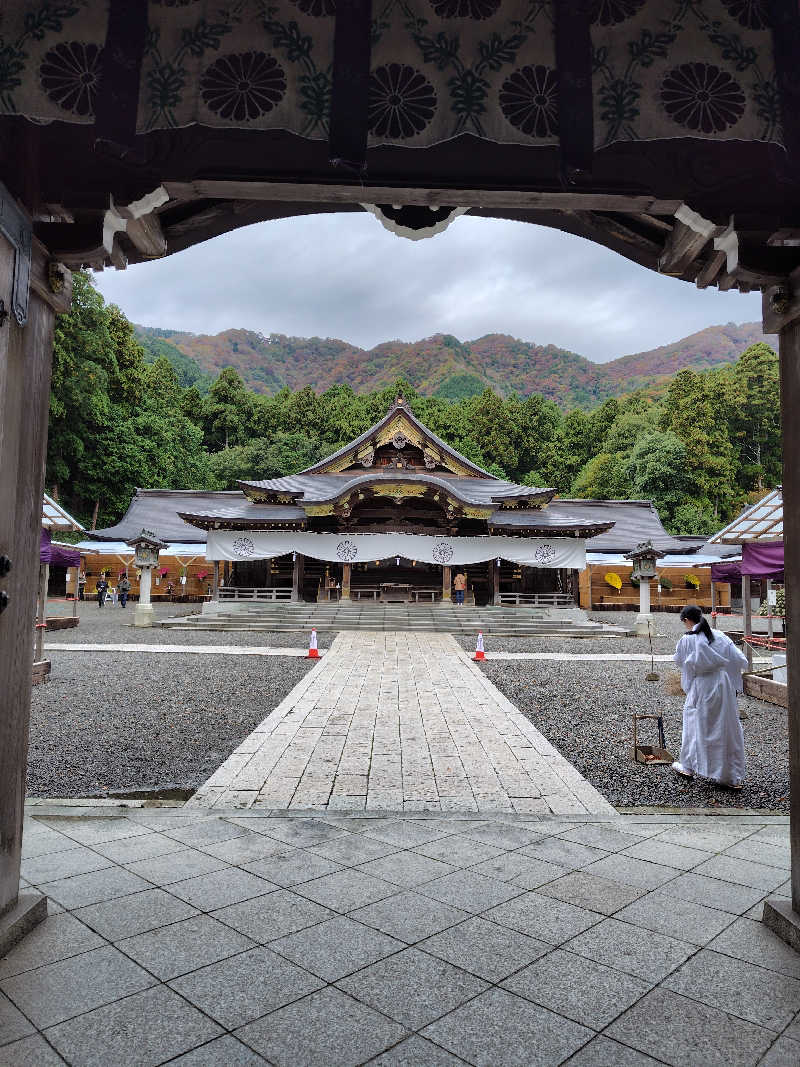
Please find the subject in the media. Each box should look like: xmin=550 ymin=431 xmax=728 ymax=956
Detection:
xmin=94 ymin=212 xmax=763 ymax=363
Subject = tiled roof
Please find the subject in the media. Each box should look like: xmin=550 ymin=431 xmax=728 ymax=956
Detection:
xmin=491 ymin=499 xmax=686 ymax=553
xmin=94 ymin=489 xmax=688 ymax=554
xmin=90 ymin=490 xmax=244 ymax=543
xmin=239 ymin=472 xmax=553 ymax=507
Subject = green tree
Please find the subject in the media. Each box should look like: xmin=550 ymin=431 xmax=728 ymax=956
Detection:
xmin=466 ymin=390 xmax=524 ymax=475
xmin=549 ymin=409 xmax=594 ymax=491
xmin=201 ymin=367 xmax=252 ymax=449
xmin=143 ymin=356 xmax=183 ymax=411
xmin=85 ymin=412 xmax=213 ymax=525
xmin=571 ymin=452 xmax=630 ymax=499
xmin=659 ymin=369 xmax=737 ymax=521
xmin=47 ymin=272 xmax=116 ymax=512
xmin=725 ymin=343 xmax=781 ymax=492
xmin=669 ymin=502 xmax=719 ymax=536
xmin=626 ymin=430 xmax=691 ymax=529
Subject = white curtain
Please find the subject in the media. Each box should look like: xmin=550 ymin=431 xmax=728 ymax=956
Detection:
xmin=206 ymin=531 xmax=585 ymax=569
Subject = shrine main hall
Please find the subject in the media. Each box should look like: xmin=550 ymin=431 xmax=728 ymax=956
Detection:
xmin=97 ymin=397 xmax=627 ymax=609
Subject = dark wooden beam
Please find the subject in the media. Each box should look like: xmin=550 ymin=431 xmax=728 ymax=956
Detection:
xmin=763 ymin=268 xmax=800 ymax=333
xmin=0 ymin=235 xmax=71 ymax=949
xmin=95 ymin=0 xmax=149 ymax=149
xmin=120 ymin=211 xmax=166 ymax=259
xmin=695 ymin=250 xmax=727 ymax=290
xmin=163 ymin=180 xmax=682 ymax=215
xmin=768 ymin=0 xmax=800 ymax=171
xmin=553 ymin=0 xmax=594 ymax=175
xmin=658 ymin=220 xmax=716 ymax=277
xmin=329 ymin=0 xmax=373 ymax=169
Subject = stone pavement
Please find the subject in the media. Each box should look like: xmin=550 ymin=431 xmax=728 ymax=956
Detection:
xmin=2 ymin=807 xmax=797 ymax=1066
xmin=187 ymin=632 xmax=614 ymax=816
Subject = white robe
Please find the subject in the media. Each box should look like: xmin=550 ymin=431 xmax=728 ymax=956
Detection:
xmin=674 ymin=627 xmax=747 ymax=786
xmin=710 ymin=628 xmax=749 ymax=695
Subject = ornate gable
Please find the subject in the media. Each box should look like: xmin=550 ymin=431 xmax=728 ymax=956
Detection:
xmin=306 ymin=398 xmax=489 ymax=479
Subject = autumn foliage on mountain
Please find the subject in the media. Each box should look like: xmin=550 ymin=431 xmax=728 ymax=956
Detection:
xmin=134 ymin=321 xmax=772 ymax=410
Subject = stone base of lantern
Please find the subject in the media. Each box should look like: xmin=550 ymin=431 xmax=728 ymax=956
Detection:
xmin=633 ymin=613 xmax=656 ymax=637
xmin=134 ymin=603 xmax=155 ymax=628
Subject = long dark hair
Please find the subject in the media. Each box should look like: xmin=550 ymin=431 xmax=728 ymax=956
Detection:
xmin=680 ymin=604 xmax=714 ymax=643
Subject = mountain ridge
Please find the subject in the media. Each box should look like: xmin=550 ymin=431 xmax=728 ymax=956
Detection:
xmin=134 ymin=321 xmax=774 ymax=409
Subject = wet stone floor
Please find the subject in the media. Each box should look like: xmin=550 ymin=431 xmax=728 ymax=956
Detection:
xmin=1 ymin=806 xmax=797 ymax=1067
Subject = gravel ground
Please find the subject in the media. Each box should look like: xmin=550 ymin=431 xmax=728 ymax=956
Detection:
xmin=28 ymin=651 xmax=313 ymax=798
xmin=44 ymin=601 xmax=334 ymax=648
xmin=456 ymin=611 xmax=750 ymax=656
xmin=456 ymin=611 xmax=687 ymax=656
xmin=481 ymin=658 xmax=789 ymax=812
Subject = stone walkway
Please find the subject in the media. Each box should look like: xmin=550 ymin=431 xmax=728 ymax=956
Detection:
xmin=187 ymin=632 xmax=614 ymax=816
xmin=2 ymin=807 xmax=796 ymax=1066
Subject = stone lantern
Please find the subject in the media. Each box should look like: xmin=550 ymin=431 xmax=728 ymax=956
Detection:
xmin=126 ymin=529 xmax=167 ymax=628
xmin=625 ymin=540 xmax=665 ymax=637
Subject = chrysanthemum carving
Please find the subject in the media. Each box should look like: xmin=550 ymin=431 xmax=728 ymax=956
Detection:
xmin=200 ymin=52 xmax=287 ymax=122
xmin=500 ymin=64 xmax=558 ymax=138
xmin=661 ymin=63 xmax=745 ymax=134
xmin=40 ymin=42 xmax=102 ymax=117
xmin=368 ymin=64 xmax=436 ymax=139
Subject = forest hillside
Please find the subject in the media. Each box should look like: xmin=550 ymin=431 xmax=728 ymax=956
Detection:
xmin=134 ymin=321 xmax=772 ymax=410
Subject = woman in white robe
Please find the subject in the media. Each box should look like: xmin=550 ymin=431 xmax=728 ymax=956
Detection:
xmin=672 ymin=605 xmax=748 ymax=789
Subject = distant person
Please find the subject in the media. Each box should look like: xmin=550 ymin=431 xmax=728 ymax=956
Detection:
xmin=77 ymin=570 xmax=86 ymax=601
xmin=109 ymin=583 xmax=118 ymax=606
xmin=453 ymin=571 xmax=467 ymax=606
xmin=96 ymin=575 xmax=108 ymax=608
xmin=672 ymin=605 xmax=748 ymax=790
xmin=118 ymin=575 xmax=131 ymax=608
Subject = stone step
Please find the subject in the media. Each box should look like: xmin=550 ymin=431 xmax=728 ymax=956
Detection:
xmin=159 ymin=600 xmax=616 ymax=637
xmin=161 ymin=621 xmax=606 ymax=636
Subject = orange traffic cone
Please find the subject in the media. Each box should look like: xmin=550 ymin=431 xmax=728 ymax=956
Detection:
xmin=307 ymin=628 xmax=320 ymax=659
xmin=474 ymin=632 xmax=485 ymax=661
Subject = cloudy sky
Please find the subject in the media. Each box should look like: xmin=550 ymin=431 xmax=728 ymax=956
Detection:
xmin=94 ymin=212 xmax=762 ymax=364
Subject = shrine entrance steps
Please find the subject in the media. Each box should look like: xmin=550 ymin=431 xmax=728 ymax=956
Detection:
xmin=160 ymin=602 xmax=627 ymax=637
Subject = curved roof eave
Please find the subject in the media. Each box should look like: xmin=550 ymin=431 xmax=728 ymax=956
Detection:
xmin=239 ymin=472 xmax=555 ymax=508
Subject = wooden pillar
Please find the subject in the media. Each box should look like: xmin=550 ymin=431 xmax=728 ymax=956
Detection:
xmin=34 ymin=562 xmax=49 ymax=662
xmin=442 ymin=565 xmax=452 ymax=602
xmin=223 ymin=560 xmax=230 ymax=587
xmin=212 ymin=560 xmax=220 ymax=601
xmin=488 ymin=559 xmax=499 ymax=606
xmin=711 ymin=580 xmax=718 ymax=628
xmin=767 ymin=579 xmax=774 ymax=642
xmin=0 ymin=229 xmax=71 ymax=949
xmin=341 ymin=563 xmax=351 ymax=600
xmin=780 ymin=319 xmax=800 ymax=914
xmin=742 ymin=573 xmax=754 ymax=671
xmin=292 ymin=553 xmax=304 ymax=603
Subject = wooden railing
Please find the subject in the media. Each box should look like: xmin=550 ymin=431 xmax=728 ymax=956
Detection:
xmin=497 ymin=592 xmax=574 ymax=607
xmin=218 ymin=587 xmax=293 ymax=601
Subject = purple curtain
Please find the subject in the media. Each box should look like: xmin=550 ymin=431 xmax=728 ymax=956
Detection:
xmin=40 ymin=528 xmax=81 ymax=568
xmin=741 ymin=541 xmax=784 ymax=580
xmin=710 ymin=561 xmax=741 ymax=582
